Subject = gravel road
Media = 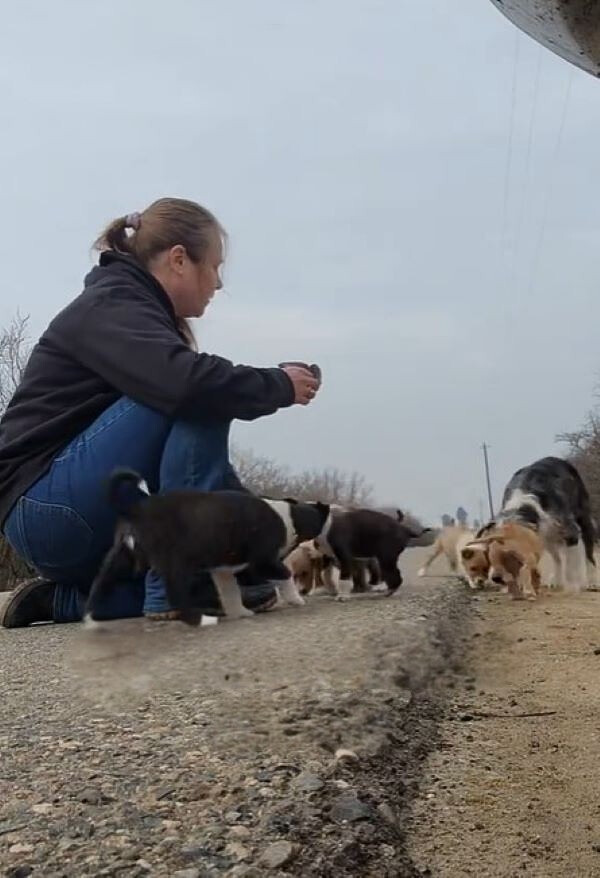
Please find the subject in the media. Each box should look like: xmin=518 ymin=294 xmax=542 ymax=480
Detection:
xmin=0 ymin=548 xmax=472 ymax=877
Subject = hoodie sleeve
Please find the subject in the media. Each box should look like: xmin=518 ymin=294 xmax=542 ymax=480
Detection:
xmin=62 ymin=289 xmax=295 ymax=421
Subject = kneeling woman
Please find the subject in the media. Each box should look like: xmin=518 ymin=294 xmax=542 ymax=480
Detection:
xmin=0 ymin=197 xmax=320 ymax=627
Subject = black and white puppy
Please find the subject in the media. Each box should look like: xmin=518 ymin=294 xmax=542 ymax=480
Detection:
xmin=85 ymin=470 xmax=330 ymax=626
xmin=478 ymin=456 xmax=596 ymax=591
xmin=315 ymin=507 xmax=424 ymax=600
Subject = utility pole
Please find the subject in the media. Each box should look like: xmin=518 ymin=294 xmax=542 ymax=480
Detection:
xmin=482 ymin=443 xmax=495 ymax=519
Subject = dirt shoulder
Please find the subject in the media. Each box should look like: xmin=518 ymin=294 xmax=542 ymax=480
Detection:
xmin=0 ymin=550 xmax=472 ymax=878
xmin=409 ymin=587 xmax=600 ymax=877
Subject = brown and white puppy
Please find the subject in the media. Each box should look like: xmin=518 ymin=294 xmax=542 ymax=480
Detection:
xmin=459 ymin=540 xmax=491 ymax=589
xmin=418 ymin=526 xmax=475 ymax=578
xmin=484 ymin=522 xmax=544 ymax=600
xmin=296 ymin=545 xmax=382 ymax=596
xmin=475 ymin=522 xmax=544 ymax=600
xmin=286 ymin=540 xmax=325 ymax=595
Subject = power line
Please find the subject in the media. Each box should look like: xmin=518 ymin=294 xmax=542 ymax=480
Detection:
xmin=514 ymin=43 xmax=543 ymax=293
xmin=502 ymin=29 xmax=520 ymax=264
xmin=527 ymin=67 xmax=573 ymax=297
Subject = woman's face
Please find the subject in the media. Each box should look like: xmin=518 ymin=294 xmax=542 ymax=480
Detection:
xmin=152 ymin=231 xmax=223 ymax=318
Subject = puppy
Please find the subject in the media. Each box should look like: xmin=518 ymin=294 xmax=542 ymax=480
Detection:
xmin=418 ymin=526 xmax=475 ymax=578
xmin=459 ymin=540 xmax=491 ymax=589
xmin=475 ymin=522 xmax=544 ymax=600
xmin=479 ymin=457 xmax=596 ymax=591
xmin=315 ymin=507 xmax=425 ymax=601
xmin=85 ymin=470 xmax=330 ymax=625
xmin=286 ymin=541 xmax=321 ymax=595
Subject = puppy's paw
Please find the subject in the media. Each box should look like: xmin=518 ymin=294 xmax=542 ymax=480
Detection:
xmin=417 ymin=567 xmax=426 ymax=578
xmin=224 ymin=607 xmax=255 ymax=620
xmin=335 ymin=594 xmax=350 ymax=603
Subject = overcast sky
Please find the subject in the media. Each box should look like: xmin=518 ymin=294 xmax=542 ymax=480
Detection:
xmin=2 ymin=0 xmax=600 ymax=524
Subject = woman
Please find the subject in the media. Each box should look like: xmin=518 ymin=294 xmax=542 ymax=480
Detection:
xmin=0 ymin=197 xmax=320 ymax=627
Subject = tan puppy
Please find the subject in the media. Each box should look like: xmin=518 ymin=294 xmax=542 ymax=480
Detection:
xmin=419 ymin=526 xmax=475 ymax=578
xmin=467 ymin=523 xmax=544 ymax=600
xmin=459 ymin=540 xmax=491 ymax=589
xmin=286 ymin=541 xmax=321 ymax=595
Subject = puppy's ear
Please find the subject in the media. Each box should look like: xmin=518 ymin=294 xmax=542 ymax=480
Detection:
xmin=396 ymin=509 xmax=404 ymax=523
xmin=477 ymin=535 xmax=506 ymax=546
xmin=283 ymin=497 xmax=298 ymax=505
xmin=501 ymin=549 xmax=523 ymax=577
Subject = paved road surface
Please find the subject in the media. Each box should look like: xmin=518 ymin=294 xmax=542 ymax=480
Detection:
xmin=0 ymin=547 xmax=469 ymax=877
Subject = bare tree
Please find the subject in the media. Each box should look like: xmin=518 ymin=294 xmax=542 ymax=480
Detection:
xmin=232 ymin=445 xmax=373 ymax=506
xmin=0 ymin=314 xmax=33 ymax=589
xmin=558 ymin=406 xmax=600 ymax=520
xmin=0 ymin=313 xmax=30 ymax=413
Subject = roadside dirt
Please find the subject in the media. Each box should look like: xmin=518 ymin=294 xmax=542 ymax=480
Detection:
xmin=409 ymin=586 xmax=600 ymax=877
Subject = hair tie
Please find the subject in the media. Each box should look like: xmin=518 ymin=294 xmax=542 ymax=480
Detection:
xmin=125 ymin=212 xmax=141 ymax=231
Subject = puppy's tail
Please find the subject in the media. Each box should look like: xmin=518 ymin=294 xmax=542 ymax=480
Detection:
xmin=407 ymin=526 xmax=433 ymax=542
xmin=108 ymin=468 xmax=151 ymax=517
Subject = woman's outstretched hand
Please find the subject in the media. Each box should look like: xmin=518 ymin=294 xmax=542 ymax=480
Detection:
xmin=281 ymin=365 xmax=321 ymax=406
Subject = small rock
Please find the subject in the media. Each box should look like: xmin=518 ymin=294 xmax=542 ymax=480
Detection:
xmin=181 ymin=840 xmax=207 ymax=861
xmin=293 ymin=772 xmax=324 ymax=793
xmin=136 ymin=861 xmax=153 ymax=872
xmin=260 ymin=840 xmax=295 ymax=869
xmin=378 ymin=802 xmax=396 ymax=824
xmin=228 ymin=867 xmax=262 ymax=878
xmin=173 ymin=870 xmax=201 ymax=878
xmin=593 ymin=648 xmax=600 ymax=656
xmin=32 ymin=803 xmax=53 ymax=815
xmin=331 ymin=794 xmax=372 ymax=823
xmin=225 ymin=810 xmax=242 ymax=824
xmin=334 ymin=779 xmax=351 ymax=790
xmin=226 ymin=842 xmax=251 ymax=861
xmin=6 ymin=868 xmax=34 ymax=878
xmin=78 ymin=787 xmax=107 ymax=805
xmin=9 ymin=844 xmax=34 ymax=855
xmin=335 ymin=748 xmax=359 ymax=764
xmin=229 ymin=826 xmax=251 ymax=840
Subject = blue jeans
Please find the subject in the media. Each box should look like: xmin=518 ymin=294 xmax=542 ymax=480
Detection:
xmin=2 ymin=398 xmax=244 ymax=622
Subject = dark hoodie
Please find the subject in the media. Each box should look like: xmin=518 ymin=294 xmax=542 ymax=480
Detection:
xmin=0 ymin=252 xmax=294 ymax=527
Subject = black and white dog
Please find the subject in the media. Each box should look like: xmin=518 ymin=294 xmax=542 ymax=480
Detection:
xmin=84 ymin=470 xmax=330 ymax=626
xmin=315 ymin=507 xmax=425 ymax=600
xmin=479 ymin=456 xmax=596 ymax=591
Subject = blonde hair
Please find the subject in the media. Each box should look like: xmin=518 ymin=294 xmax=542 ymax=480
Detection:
xmin=94 ymin=197 xmax=225 ymax=265
xmin=94 ymin=197 xmax=225 ymax=350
